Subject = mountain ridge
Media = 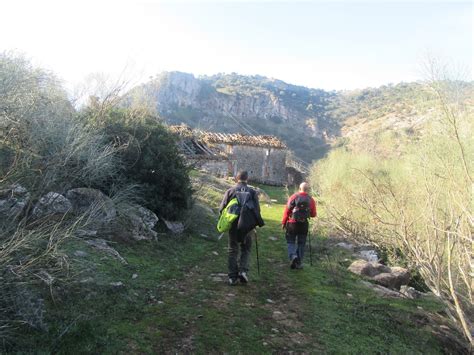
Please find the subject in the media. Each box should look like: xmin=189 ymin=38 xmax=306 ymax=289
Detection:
xmin=124 ymin=71 xmax=473 ymax=162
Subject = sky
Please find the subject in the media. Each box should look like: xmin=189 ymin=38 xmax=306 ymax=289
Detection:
xmin=1 ymin=0 xmax=472 ymax=91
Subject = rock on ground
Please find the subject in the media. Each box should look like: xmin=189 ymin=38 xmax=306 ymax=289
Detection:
xmin=103 ymin=205 xmax=160 ymax=243
xmin=348 ymin=259 xmax=391 ymax=277
xmin=85 ymin=239 xmax=127 ymax=264
xmin=32 ymin=192 xmax=72 ymax=219
xmin=66 ymin=188 xmax=116 ymax=222
xmin=372 ymin=267 xmax=410 ymax=290
xmin=353 ymin=249 xmax=379 ymax=262
xmin=360 ymin=281 xmax=402 ymax=298
xmin=163 ymin=219 xmax=185 ymax=234
xmin=348 ymin=259 xmax=410 ymax=290
xmin=0 ymin=184 xmax=30 ymax=219
xmin=400 ymin=285 xmax=423 ymax=299
xmin=127 ymin=206 xmax=159 ymax=241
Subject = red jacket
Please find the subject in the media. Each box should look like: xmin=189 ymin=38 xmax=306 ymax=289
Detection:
xmin=281 ymin=192 xmax=317 ymax=225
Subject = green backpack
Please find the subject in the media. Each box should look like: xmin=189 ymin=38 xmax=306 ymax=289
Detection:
xmin=217 ymin=198 xmax=240 ymax=232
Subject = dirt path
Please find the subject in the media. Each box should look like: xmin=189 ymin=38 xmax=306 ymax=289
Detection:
xmin=113 ymin=188 xmax=447 ymax=354
xmin=150 ymin=200 xmax=324 ymax=353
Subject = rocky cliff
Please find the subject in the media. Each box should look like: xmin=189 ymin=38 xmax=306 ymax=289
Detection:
xmin=126 ymin=72 xmax=336 ymax=162
xmin=125 ymin=72 xmax=474 ymax=162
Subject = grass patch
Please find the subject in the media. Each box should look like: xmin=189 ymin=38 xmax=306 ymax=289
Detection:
xmin=18 ymin=182 xmax=448 ymax=353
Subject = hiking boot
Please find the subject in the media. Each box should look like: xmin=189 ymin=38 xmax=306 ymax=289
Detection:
xmin=238 ymin=272 xmax=248 ymax=283
xmin=295 ymin=262 xmax=304 ymax=270
xmin=290 ymin=256 xmax=299 ymax=269
xmin=228 ymin=278 xmax=238 ymax=286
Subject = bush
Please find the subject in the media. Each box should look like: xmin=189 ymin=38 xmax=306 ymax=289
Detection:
xmin=0 ymin=53 xmax=122 ymax=197
xmin=81 ymin=107 xmax=192 ymax=219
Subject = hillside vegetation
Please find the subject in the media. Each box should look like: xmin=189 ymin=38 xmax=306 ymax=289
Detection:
xmin=311 ymin=77 xmax=473 ymax=346
xmin=331 ymin=81 xmax=474 ymax=154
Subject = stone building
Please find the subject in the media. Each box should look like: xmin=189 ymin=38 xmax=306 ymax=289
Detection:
xmin=169 ymin=125 xmax=229 ymax=177
xmin=169 ymin=124 xmax=290 ymax=185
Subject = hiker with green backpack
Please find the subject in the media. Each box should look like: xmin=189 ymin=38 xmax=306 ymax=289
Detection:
xmin=281 ymin=182 xmax=317 ymax=269
xmin=218 ymin=171 xmax=265 ymax=285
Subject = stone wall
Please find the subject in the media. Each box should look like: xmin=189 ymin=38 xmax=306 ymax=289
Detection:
xmin=225 ymin=145 xmax=287 ymax=185
xmin=192 ymin=159 xmax=230 ymax=178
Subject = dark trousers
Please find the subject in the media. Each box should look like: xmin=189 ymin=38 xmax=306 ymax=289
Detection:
xmin=285 ymin=222 xmax=308 ymax=263
xmin=228 ymin=229 xmax=255 ymax=279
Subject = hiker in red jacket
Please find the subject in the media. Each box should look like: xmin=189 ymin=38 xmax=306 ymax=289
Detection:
xmin=281 ymin=182 xmax=317 ymax=269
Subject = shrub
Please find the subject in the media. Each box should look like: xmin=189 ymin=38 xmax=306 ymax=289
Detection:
xmin=81 ymin=107 xmax=192 ymax=219
xmin=0 ymin=52 xmax=122 ymax=197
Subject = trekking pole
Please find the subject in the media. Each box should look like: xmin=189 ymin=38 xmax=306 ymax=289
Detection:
xmin=255 ymin=230 xmax=260 ymax=276
xmin=308 ymin=224 xmax=313 ymax=266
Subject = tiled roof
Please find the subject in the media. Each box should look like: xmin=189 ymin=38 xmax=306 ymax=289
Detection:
xmin=169 ymin=124 xmax=226 ymax=159
xmin=168 ymin=124 xmax=194 ymax=138
xmin=198 ymin=131 xmax=286 ymax=148
xmin=169 ymin=124 xmax=286 ymax=149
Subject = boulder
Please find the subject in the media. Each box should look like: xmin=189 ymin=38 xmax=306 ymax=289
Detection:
xmin=128 ymin=206 xmax=159 ymax=241
xmin=389 ymin=267 xmax=411 ymax=288
xmin=163 ymin=219 xmax=185 ymax=234
xmin=32 ymin=192 xmax=72 ymax=219
xmin=137 ymin=206 xmax=158 ymax=231
xmin=372 ymin=272 xmax=406 ymax=290
xmin=0 ymin=184 xmax=30 ymax=219
xmin=348 ymin=260 xmax=410 ymax=290
xmin=66 ymin=188 xmax=116 ymax=222
xmin=360 ymin=281 xmax=402 ymax=298
xmin=101 ymin=205 xmax=159 ymax=243
xmin=348 ymin=259 xmax=390 ymax=277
